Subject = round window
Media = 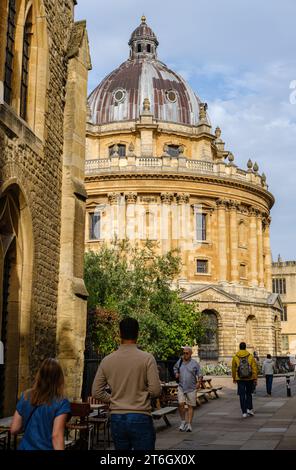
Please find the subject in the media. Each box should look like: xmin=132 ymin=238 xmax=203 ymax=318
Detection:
xmin=114 ymin=89 xmax=126 ymax=103
xmin=166 ymin=90 xmax=177 ymax=103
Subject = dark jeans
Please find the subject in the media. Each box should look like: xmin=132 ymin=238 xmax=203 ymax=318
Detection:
xmin=237 ymin=380 xmax=254 ymax=413
xmin=265 ymin=375 xmax=273 ymax=395
xmin=110 ymin=413 xmax=156 ymax=450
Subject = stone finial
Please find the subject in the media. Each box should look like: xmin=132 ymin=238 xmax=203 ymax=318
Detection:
xmin=112 ymin=144 xmax=119 ymax=156
xmin=215 ymin=127 xmax=222 ymax=139
xmin=247 ymin=159 xmax=253 ymax=169
xmin=128 ymin=142 xmax=135 ymax=154
xmin=178 ymin=145 xmax=185 ymax=156
xmin=143 ymin=97 xmax=151 ymax=111
xmin=199 ymin=102 xmax=208 ymax=120
xmin=253 ymin=162 xmax=259 ymax=172
xmin=141 ymin=14 xmax=146 ymax=23
xmin=278 ymin=254 xmax=282 ymax=262
xmin=228 ymin=152 xmax=234 ymax=163
xmin=261 ymin=172 xmax=266 ymax=182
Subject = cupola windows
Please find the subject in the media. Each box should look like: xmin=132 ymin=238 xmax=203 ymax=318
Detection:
xmin=113 ymin=88 xmax=126 ymax=104
xmin=167 ymin=145 xmax=181 ymax=157
xmin=109 ymin=144 xmax=126 ymax=157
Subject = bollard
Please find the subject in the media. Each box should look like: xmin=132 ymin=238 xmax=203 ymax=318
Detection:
xmin=286 ymin=375 xmax=292 ymax=397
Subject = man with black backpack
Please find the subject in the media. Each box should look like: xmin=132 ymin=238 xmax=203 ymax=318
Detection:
xmin=232 ymin=342 xmax=258 ymax=418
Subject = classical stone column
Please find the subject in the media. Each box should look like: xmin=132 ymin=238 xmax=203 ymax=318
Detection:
xmin=176 ymin=193 xmax=190 ymax=279
xmin=216 ymin=199 xmax=228 ymax=282
xmin=160 ymin=192 xmax=174 ymax=253
xmin=125 ymin=192 xmax=137 ymax=241
xmin=249 ymin=208 xmax=258 ymax=286
xmin=229 ymin=200 xmax=239 ymax=283
xmin=257 ymin=211 xmax=264 ymax=287
xmin=263 ymin=216 xmax=272 ymax=291
xmin=108 ymin=192 xmax=121 ymax=239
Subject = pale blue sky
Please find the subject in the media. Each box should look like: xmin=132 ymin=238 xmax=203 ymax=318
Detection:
xmin=75 ymin=0 xmax=296 ymax=260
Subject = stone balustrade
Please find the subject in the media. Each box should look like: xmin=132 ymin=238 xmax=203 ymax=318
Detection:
xmin=85 ymin=156 xmax=267 ymax=188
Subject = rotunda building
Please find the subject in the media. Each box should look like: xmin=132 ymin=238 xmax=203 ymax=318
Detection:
xmin=85 ymin=17 xmax=282 ymax=362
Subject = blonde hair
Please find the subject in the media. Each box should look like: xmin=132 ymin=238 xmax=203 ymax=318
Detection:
xmin=26 ymin=358 xmax=65 ymax=406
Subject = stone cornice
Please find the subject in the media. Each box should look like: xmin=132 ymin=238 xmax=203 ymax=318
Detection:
xmin=85 ymin=172 xmax=274 ymax=208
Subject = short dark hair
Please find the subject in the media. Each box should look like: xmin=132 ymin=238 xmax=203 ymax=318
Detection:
xmin=120 ymin=317 xmax=139 ymax=340
xmin=239 ymin=342 xmax=246 ymax=350
xmin=267 ymin=354 xmax=271 ymax=359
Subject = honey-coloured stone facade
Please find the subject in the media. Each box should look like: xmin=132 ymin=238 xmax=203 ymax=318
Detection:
xmin=0 ymin=0 xmax=91 ymax=416
xmin=85 ymin=18 xmax=282 ymax=362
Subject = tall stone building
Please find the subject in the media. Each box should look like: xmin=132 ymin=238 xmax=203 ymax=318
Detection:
xmin=0 ymin=0 xmax=91 ymax=416
xmin=272 ymin=258 xmax=296 ymax=355
xmin=85 ymin=17 xmax=282 ymax=363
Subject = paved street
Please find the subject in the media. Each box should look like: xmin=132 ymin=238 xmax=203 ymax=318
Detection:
xmin=152 ymin=375 xmax=296 ymax=450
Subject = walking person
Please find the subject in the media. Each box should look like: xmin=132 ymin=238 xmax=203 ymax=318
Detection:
xmin=232 ymin=342 xmax=258 ymax=418
xmin=92 ymin=317 xmax=161 ymax=450
xmin=262 ymin=354 xmax=275 ymax=396
xmin=10 ymin=358 xmax=71 ymax=450
xmin=174 ymin=346 xmax=201 ymax=432
xmin=252 ymin=351 xmax=260 ymax=394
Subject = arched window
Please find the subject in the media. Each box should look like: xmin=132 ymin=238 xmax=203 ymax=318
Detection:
xmin=238 ymin=220 xmax=247 ymax=247
xmin=137 ymin=43 xmax=142 ymax=53
xmin=4 ymin=0 xmax=17 ymax=105
xmin=167 ymin=145 xmax=180 ymax=157
xmin=147 ymin=44 xmax=151 ymax=53
xmin=199 ymin=310 xmax=219 ymax=360
xmin=109 ymin=144 xmax=126 ymax=157
xmin=20 ymin=7 xmax=33 ymax=120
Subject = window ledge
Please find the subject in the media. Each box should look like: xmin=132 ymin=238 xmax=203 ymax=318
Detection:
xmin=194 ymin=240 xmax=212 ymax=245
xmin=87 ymin=239 xmax=104 ymax=243
xmin=195 ymin=272 xmax=211 ymax=276
xmin=0 ymin=101 xmax=43 ymax=154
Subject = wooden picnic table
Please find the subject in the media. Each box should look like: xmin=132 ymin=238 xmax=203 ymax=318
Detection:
xmin=0 ymin=416 xmax=15 ymax=450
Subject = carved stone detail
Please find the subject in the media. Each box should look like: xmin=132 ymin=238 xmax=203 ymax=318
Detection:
xmin=108 ymin=192 xmax=121 ymax=205
xmin=125 ymin=192 xmax=138 ymax=204
xmin=160 ymin=192 xmax=174 ymax=204
xmin=176 ymin=193 xmax=190 ymax=204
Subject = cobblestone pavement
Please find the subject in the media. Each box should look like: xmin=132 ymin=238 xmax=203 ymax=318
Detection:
xmin=153 ymin=375 xmax=296 ymax=450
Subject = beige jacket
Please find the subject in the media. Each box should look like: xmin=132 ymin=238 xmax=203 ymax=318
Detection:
xmin=92 ymin=344 xmax=161 ymax=415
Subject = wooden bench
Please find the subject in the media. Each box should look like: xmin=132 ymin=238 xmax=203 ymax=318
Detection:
xmin=196 ymin=385 xmax=223 ymax=403
xmin=151 ymin=406 xmax=177 ymax=426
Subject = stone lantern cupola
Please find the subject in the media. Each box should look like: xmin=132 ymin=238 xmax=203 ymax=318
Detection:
xmin=128 ymin=15 xmax=159 ymax=60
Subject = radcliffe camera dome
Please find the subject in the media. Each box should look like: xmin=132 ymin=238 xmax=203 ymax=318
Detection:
xmin=88 ymin=16 xmax=201 ymax=126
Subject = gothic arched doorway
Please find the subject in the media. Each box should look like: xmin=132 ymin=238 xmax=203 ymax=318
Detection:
xmin=199 ymin=310 xmax=219 ymax=360
xmin=0 ymin=185 xmax=33 ymax=417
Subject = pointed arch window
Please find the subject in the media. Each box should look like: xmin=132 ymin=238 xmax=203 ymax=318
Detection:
xmin=4 ymin=0 xmax=17 ymax=105
xmin=20 ymin=8 xmax=33 ymax=120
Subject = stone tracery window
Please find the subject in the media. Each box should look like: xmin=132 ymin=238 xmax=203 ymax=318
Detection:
xmin=4 ymin=0 xmax=17 ymax=105
xmin=20 ymin=8 xmax=33 ymax=120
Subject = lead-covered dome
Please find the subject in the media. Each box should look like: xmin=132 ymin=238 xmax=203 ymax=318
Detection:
xmin=88 ymin=17 xmax=201 ymax=126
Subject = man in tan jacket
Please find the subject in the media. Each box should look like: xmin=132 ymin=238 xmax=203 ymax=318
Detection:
xmin=92 ymin=317 xmax=161 ymax=450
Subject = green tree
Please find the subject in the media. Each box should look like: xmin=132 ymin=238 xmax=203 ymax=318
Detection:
xmin=84 ymin=240 xmax=205 ymax=359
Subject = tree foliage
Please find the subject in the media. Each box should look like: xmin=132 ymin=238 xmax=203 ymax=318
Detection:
xmin=84 ymin=240 xmax=205 ymax=359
